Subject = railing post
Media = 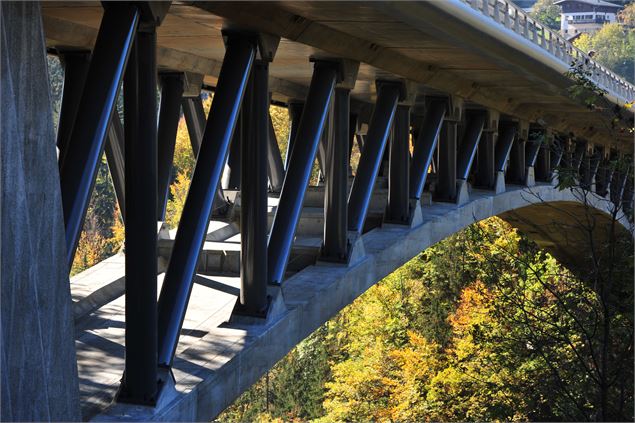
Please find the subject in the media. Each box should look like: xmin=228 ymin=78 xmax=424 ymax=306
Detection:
xmin=58 ymin=3 xmax=139 ymax=270
xmin=237 ymin=60 xmax=270 ymax=316
xmin=157 ymin=72 xmax=185 ymax=220
xmin=117 ymin=18 xmax=159 ymax=405
xmin=157 ymin=33 xmax=256 ymax=367
xmin=386 ymin=104 xmax=411 ymax=224
xmin=322 ymin=87 xmax=350 ymax=261
xmin=348 ymin=81 xmax=401 ymax=233
xmin=267 ymin=60 xmax=338 ymax=284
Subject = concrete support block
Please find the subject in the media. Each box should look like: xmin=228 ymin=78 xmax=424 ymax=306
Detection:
xmin=494 ymin=171 xmax=506 ymax=194
xmin=456 ymin=179 xmax=470 ymax=206
xmin=0 ymin=3 xmax=81 ymax=420
xmin=525 ymin=166 xmax=536 ymax=187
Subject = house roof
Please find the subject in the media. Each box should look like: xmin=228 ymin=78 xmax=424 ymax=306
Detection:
xmin=554 ymin=0 xmax=623 ymax=9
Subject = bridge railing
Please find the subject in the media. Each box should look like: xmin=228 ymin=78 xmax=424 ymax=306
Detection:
xmin=462 ymin=0 xmax=635 ymax=104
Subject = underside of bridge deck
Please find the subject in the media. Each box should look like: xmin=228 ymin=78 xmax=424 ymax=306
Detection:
xmin=2 ymin=1 xmax=634 ymax=421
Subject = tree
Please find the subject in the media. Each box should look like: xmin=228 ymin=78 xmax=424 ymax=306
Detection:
xmin=530 ymin=0 xmax=562 ymax=30
xmin=618 ymin=2 xmax=635 ymax=27
xmin=574 ymin=23 xmax=635 ymax=83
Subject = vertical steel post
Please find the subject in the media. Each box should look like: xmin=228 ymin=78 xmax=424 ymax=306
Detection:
xmin=348 ymin=83 xmax=400 ymax=233
xmin=386 ymin=105 xmax=410 ymax=223
xmin=508 ymin=132 xmax=526 ymax=184
xmin=435 ymin=119 xmax=458 ymax=201
xmin=182 ymin=96 xmax=206 ymax=155
xmin=157 ymin=35 xmax=256 ymax=367
xmin=267 ymin=116 xmax=285 ymax=192
xmin=56 ymin=50 xmax=90 ymax=160
xmin=284 ymin=101 xmax=304 ymax=170
xmin=409 ymin=100 xmax=445 ymax=200
xmin=239 ymin=61 xmax=269 ymax=314
xmin=157 ymin=73 xmax=184 ymax=220
xmin=105 ymin=115 xmax=126 ymax=218
xmin=572 ymin=141 xmax=586 ymax=173
xmin=118 ymin=25 xmax=158 ymax=404
xmin=535 ymin=138 xmax=551 ymax=182
xmin=267 ymin=61 xmax=338 ymax=285
xmin=224 ymin=113 xmax=242 ymax=190
xmin=322 ymin=88 xmax=350 ymax=260
xmin=457 ymin=114 xmax=485 ymax=181
xmin=494 ymin=123 xmax=516 ymax=173
xmin=182 ymin=95 xmax=227 ymax=213
xmin=475 ymin=127 xmax=496 ymax=188
xmin=525 ymin=136 xmax=541 ymax=168
xmin=59 ymin=4 xmax=139 ymax=269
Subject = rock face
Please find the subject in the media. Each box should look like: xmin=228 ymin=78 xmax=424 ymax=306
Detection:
xmin=1 ymin=2 xmax=81 ymax=420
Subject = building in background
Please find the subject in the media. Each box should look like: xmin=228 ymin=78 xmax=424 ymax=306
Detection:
xmin=556 ymin=0 xmax=623 ymax=38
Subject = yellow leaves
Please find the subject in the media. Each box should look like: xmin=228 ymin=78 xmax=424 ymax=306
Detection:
xmin=165 ymin=171 xmax=191 ymax=229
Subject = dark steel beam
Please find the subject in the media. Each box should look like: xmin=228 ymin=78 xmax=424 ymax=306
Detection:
xmin=348 ymin=82 xmax=400 ymax=233
xmin=284 ymin=101 xmax=304 ymax=171
xmin=59 ymin=4 xmax=139 ymax=270
xmin=475 ymin=128 xmax=495 ymax=188
xmin=267 ymin=61 xmax=338 ymax=285
xmin=534 ymin=138 xmax=551 ymax=182
xmin=105 ymin=114 xmax=126 ymax=218
xmin=267 ymin=116 xmax=285 ymax=192
xmin=157 ymin=34 xmax=256 ymax=367
xmin=224 ymin=111 xmax=242 ymax=190
xmin=386 ymin=105 xmax=410 ymax=224
xmin=322 ymin=88 xmax=350 ymax=260
xmin=157 ymin=72 xmax=184 ymax=220
xmin=181 ymin=96 xmax=206 ymax=155
xmin=435 ymin=120 xmax=459 ymax=201
xmin=508 ymin=132 xmax=526 ymax=184
xmin=118 ymin=26 xmax=158 ymax=405
xmin=56 ymin=50 xmax=90 ymax=160
xmin=457 ymin=113 xmax=485 ymax=181
xmin=410 ymin=99 xmax=445 ymax=200
xmin=572 ymin=141 xmax=587 ymax=172
xmin=182 ymin=95 xmax=227 ymax=213
xmin=238 ymin=61 xmax=269 ymax=314
xmin=525 ymin=136 xmax=541 ymax=169
xmin=494 ymin=123 xmax=516 ymax=173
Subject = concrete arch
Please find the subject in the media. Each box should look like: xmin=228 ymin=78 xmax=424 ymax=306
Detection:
xmin=90 ymin=183 xmax=632 ymax=421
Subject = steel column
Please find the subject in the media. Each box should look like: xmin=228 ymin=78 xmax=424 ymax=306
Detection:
xmin=267 ymin=116 xmax=285 ymax=192
xmin=157 ymin=35 xmax=256 ymax=367
xmin=267 ymin=61 xmax=338 ymax=285
xmin=457 ymin=114 xmax=485 ymax=181
xmin=239 ymin=61 xmax=269 ymax=314
xmin=508 ymin=133 xmax=526 ymax=184
xmin=386 ymin=105 xmax=410 ymax=223
xmin=224 ymin=112 xmax=242 ymax=190
xmin=56 ymin=50 xmax=90 ymax=160
xmin=494 ymin=124 xmax=516 ymax=173
xmin=525 ymin=137 xmax=541 ymax=169
xmin=435 ymin=120 xmax=458 ymax=201
xmin=59 ymin=4 xmax=139 ymax=269
xmin=322 ymin=88 xmax=350 ymax=260
xmin=409 ymin=100 xmax=445 ymax=200
xmin=157 ymin=73 xmax=185 ymax=220
xmin=475 ymin=129 xmax=496 ymax=188
xmin=182 ymin=96 xmax=206 ymax=155
xmin=118 ymin=26 xmax=158 ymax=404
xmin=348 ymin=83 xmax=400 ymax=233
xmin=535 ymin=139 xmax=551 ymax=182
xmin=572 ymin=141 xmax=586 ymax=172
xmin=105 ymin=115 xmax=126 ymax=218
xmin=284 ymin=101 xmax=304 ymax=170
xmin=182 ymin=95 xmax=227 ymax=213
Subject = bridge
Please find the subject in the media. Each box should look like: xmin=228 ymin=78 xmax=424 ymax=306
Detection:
xmin=1 ymin=1 xmax=633 ymax=421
